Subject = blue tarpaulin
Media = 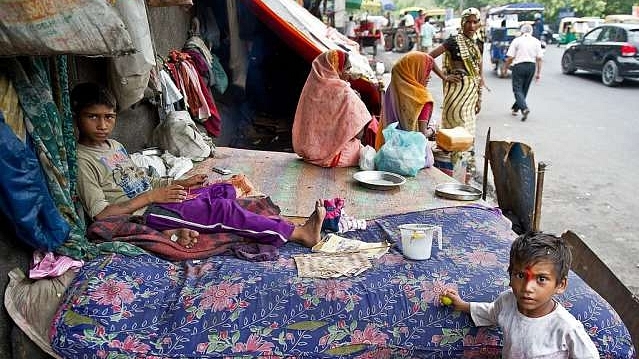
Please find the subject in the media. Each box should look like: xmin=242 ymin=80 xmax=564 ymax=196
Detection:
xmin=488 ymin=2 xmax=544 ymax=15
xmin=381 ymin=0 xmax=395 ymax=11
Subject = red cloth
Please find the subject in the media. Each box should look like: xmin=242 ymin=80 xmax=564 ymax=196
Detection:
xmin=362 ymin=116 xmax=379 ymax=148
xmin=194 ymin=65 xmax=221 ymax=136
xmin=166 ymin=50 xmax=221 ymax=137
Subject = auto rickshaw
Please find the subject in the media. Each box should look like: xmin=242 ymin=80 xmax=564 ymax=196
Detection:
xmin=555 ymin=17 xmax=603 ymax=45
xmin=490 ymin=27 xmax=521 ymax=77
xmin=603 ymin=14 xmax=639 ymax=24
xmin=487 ymin=2 xmax=544 ymax=76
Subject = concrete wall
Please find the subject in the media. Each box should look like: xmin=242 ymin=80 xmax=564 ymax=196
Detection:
xmin=112 ymin=6 xmax=192 ymax=152
xmin=72 ymin=6 xmax=192 ymax=153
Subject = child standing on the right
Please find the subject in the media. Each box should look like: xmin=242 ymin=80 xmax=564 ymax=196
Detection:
xmin=442 ymin=232 xmax=599 ymax=358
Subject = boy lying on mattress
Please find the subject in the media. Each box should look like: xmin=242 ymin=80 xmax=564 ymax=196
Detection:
xmin=72 ymin=82 xmax=325 ymax=251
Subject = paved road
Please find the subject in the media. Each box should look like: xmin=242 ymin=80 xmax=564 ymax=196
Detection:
xmin=376 ymin=44 xmax=639 ymax=295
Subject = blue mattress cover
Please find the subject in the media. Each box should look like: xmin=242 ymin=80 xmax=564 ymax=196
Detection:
xmin=50 ymin=205 xmax=634 ymax=358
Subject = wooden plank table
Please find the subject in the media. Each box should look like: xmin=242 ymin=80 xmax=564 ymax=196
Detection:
xmin=190 ymin=147 xmax=480 ymax=219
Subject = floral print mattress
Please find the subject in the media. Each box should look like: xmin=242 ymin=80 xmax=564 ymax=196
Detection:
xmin=50 ymin=205 xmax=634 ymax=358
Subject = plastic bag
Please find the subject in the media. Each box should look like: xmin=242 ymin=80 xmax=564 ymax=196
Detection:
xmin=0 ymin=118 xmax=69 ymax=251
xmin=161 ymin=152 xmax=194 ymax=180
xmin=374 ymin=122 xmax=426 ymax=177
xmin=151 ymin=110 xmax=212 ymax=160
xmin=359 ymin=145 xmax=376 ymax=170
xmin=130 ymin=152 xmax=167 ymax=177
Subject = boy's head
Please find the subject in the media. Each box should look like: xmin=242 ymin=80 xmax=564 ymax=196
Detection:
xmin=71 ymin=83 xmax=117 ymax=147
xmin=507 ymin=232 xmax=572 ymax=317
xmin=71 ymin=82 xmax=117 ymax=115
xmin=508 ymin=231 xmax=572 ymax=283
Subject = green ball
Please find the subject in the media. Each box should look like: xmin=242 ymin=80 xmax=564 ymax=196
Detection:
xmin=441 ymin=296 xmax=453 ymax=306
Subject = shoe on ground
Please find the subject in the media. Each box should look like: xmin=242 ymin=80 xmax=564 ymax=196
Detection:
xmin=521 ymin=109 xmax=530 ymax=121
xmin=511 ymin=109 xmax=519 ymax=116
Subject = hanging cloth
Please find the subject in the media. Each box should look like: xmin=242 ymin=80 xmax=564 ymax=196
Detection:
xmin=166 ymin=51 xmax=221 ymax=137
xmin=1 ymin=57 xmax=92 ymax=259
xmin=1 ymin=57 xmax=146 ymax=259
xmin=0 ymin=74 xmax=25 ymax=141
xmin=159 ymin=69 xmax=183 ymax=112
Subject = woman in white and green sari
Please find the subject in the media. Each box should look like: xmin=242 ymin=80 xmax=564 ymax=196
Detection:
xmin=429 ymin=7 xmax=484 ymax=176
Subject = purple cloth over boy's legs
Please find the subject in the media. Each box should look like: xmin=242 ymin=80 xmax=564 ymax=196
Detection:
xmin=145 ymin=183 xmax=295 ymax=247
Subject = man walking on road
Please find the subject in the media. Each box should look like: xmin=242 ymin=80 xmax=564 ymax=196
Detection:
xmin=502 ymin=23 xmax=543 ymax=121
xmin=419 ymin=16 xmax=437 ymax=53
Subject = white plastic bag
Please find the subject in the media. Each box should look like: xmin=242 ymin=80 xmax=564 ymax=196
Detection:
xmin=359 ymin=145 xmax=376 ymax=171
xmin=130 ymin=153 xmax=167 ymax=177
xmin=151 ymin=110 xmax=212 ymax=160
xmin=162 ymin=152 xmax=194 ymax=180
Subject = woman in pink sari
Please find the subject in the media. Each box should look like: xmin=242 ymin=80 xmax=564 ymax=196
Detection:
xmin=293 ymin=49 xmax=372 ymax=167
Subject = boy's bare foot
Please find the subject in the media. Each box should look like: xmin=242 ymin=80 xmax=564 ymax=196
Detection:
xmin=163 ymin=228 xmax=199 ymax=249
xmin=290 ymin=200 xmax=326 ymax=248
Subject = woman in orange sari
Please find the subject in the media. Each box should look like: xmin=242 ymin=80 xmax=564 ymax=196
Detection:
xmin=292 ymin=49 xmax=372 ymax=167
xmin=377 ymin=51 xmax=450 ymax=167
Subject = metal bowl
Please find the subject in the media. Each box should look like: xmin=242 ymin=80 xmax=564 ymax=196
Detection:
xmin=435 ymin=182 xmax=482 ymax=201
xmin=353 ymin=171 xmax=406 ymax=191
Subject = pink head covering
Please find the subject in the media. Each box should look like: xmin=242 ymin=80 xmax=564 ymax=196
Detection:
xmin=383 ymin=51 xmax=435 ymax=132
xmin=292 ymin=50 xmax=371 ymax=167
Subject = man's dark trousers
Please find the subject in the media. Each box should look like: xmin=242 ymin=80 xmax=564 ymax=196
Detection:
xmin=510 ymin=62 xmax=535 ymax=112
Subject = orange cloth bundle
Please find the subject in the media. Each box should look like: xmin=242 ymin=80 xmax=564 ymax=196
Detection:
xmin=436 ymin=127 xmax=474 ymax=152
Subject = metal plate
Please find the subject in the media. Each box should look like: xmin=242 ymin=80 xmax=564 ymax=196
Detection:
xmin=353 ymin=171 xmax=406 ymax=191
xmin=435 ymin=182 xmax=482 ymax=201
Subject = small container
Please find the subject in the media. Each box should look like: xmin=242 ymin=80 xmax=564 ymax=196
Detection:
xmin=398 ymin=224 xmax=442 ymax=260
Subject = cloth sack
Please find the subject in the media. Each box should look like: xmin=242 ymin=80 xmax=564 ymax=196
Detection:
xmin=374 ymin=122 xmax=427 ymax=177
xmin=0 ymin=0 xmax=134 ymax=56
xmin=152 ymin=110 xmax=212 ymax=160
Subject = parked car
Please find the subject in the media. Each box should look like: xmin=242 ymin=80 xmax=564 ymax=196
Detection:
xmin=561 ymin=23 xmax=639 ymax=86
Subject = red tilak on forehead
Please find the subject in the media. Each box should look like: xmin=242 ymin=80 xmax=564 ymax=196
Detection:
xmin=524 ymin=266 xmax=535 ymax=282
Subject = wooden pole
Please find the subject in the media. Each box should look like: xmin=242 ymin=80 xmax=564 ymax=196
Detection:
xmin=532 ymin=161 xmax=547 ymax=231
xmin=482 ymin=127 xmax=491 ymax=200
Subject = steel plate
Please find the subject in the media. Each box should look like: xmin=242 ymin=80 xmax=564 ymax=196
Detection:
xmin=435 ymin=182 xmax=482 ymax=201
xmin=353 ymin=171 xmax=406 ymax=191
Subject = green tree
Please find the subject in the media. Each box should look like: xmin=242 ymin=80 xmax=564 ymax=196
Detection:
xmin=604 ymin=0 xmax=637 ymax=15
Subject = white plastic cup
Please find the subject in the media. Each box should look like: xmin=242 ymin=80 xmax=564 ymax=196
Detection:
xmin=398 ymin=224 xmax=443 ymax=260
